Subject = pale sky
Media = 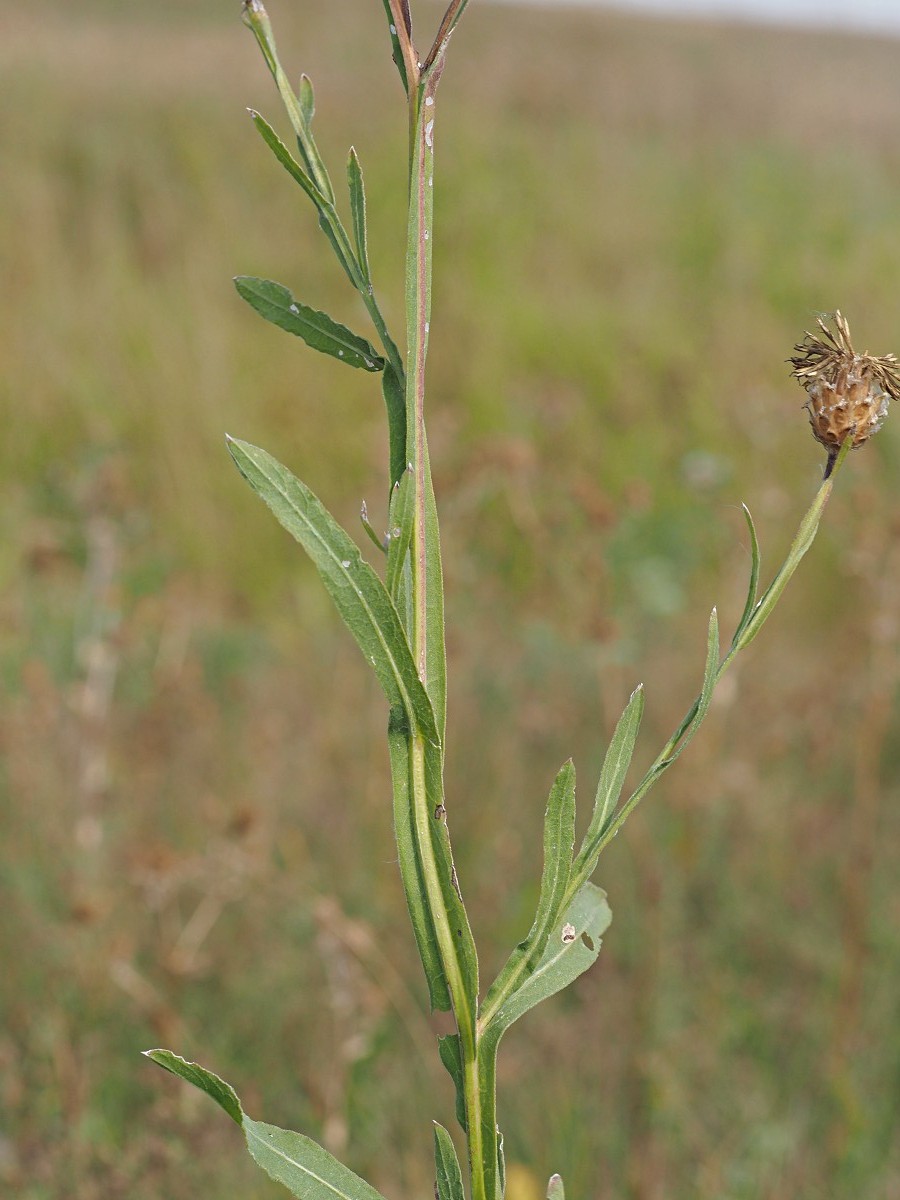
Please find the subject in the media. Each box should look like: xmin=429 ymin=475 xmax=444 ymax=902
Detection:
xmin=488 ymin=0 xmax=900 ymax=36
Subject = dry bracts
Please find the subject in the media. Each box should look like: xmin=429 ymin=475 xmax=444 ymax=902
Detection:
xmin=790 ymin=311 xmax=900 ymax=476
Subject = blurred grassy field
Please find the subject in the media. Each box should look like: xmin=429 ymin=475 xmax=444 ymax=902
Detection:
xmin=4 ymin=1 xmax=900 ymax=1197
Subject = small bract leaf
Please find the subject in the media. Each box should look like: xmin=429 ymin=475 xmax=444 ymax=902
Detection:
xmin=437 ymin=1034 xmax=466 ymax=1131
xmin=732 ymin=503 xmax=760 ymax=646
xmin=234 ymin=277 xmax=383 ymax=371
xmin=547 ymin=1174 xmax=565 ymax=1200
xmin=298 ymin=73 xmax=315 ymax=126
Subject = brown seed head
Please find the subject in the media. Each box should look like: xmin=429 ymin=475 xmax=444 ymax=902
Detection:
xmin=790 ymin=312 xmax=900 ymax=467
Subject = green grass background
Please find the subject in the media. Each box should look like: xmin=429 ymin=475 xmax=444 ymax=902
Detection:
xmin=3 ymin=2 xmax=900 ymax=1197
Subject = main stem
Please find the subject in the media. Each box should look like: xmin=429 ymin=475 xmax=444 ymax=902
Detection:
xmin=403 ymin=54 xmax=497 ymax=1200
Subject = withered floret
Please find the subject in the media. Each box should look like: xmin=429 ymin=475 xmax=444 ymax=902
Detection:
xmin=790 ymin=311 xmax=900 ymax=476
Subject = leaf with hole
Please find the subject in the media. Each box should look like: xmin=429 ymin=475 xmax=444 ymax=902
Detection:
xmin=481 ymin=883 xmax=612 ymax=1046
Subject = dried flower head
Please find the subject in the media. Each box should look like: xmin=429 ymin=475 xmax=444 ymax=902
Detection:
xmin=790 ymin=311 xmax=900 ymax=476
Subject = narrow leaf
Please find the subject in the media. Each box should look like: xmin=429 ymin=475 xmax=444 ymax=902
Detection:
xmin=731 ymin=503 xmax=761 ymax=645
xmin=385 ymin=468 xmax=414 ymax=606
xmin=482 ymin=883 xmax=612 ymax=1043
xmin=433 ymin=1123 xmax=465 ymax=1200
xmin=360 ymin=500 xmax=386 ymax=555
xmin=438 ymin=1034 xmax=467 ymax=1132
xmin=347 ymin=148 xmax=371 ymax=285
xmin=382 ymin=360 xmax=407 ymax=490
xmin=482 ymin=761 xmax=577 ymax=1014
xmin=248 ymin=113 xmax=357 ymax=285
xmin=298 ymin=73 xmax=315 ymax=126
xmin=667 ymin=607 xmax=719 ymax=764
xmin=249 ymin=110 xmax=325 ymax=206
xmin=234 ymin=277 xmax=383 ymax=372
xmin=389 ymin=710 xmax=451 ymax=1011
xmin=575 ymin=685 xmax=644 ymax=868
xmin=734 ymin=462 xmax=838 ymax=652
xmin=421 ymin=437 xmax=448 ymax=741
xmin=422 ymin=735 xmax=480 ymax=1016
xmin=379 ymin=0 xmax=410 ymax=91
xmin=227 ymin=439 xmax=436 ymax=744
xmin=144 ymin=1050 xmax=387 ymax=1200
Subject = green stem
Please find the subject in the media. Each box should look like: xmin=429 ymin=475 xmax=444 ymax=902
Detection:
xmin=402 ymin=51 xmax=493 ymax=1200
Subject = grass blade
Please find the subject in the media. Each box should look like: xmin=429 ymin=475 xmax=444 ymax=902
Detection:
xmin=234 ymin=277 xmax=383 ymax=371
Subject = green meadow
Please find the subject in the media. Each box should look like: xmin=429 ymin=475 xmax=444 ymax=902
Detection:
xmin=4 ymin=2 xmax=900 ymax=1197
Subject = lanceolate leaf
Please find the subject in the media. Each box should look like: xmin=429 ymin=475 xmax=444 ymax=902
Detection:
xmin=420 ymin=436 xmax=448 ymax=741
xmin=247 ymin=114 xmax=358 ymax=286
xmin=250 ymin=110 xmax=325 ymax=205
xmin=433 ymin=1123 xmax=466 ymax=1200
xmin=227 ymin=439 xmax=436 ymax=744
xmin=574 ymin=685 xmax=644 ymax=873
xmin=144 ymin=1051 xmax=387 ymax=1200
xmin=438 ymin=1034 xmax=466 ymax=1131
xmin=666 ymin=607 xmax=720 ymax=765
xmin=347 ymin=148 xmax=371 ymax=285
xmin=234 ymin=277 xmax=383 ymax=372
xmin=298 ymin=73 xmax=315 ymax=128
xmin=389 ymin=710 xmax=451 ymax=1012
xmin=381 ymin=360 xmax=407 ymax=490
xmin=386 ymin=468 xmax=414 ymax=607
xmin=481 ymin=883 xmax=612 ymax=1045
xmin=731 ymin=503 xmax=761 ymax=646
xmin=482 ymin=761 xmax=576 ymax=1014
xmin=379 ymin=0 xmax=410 ymax=91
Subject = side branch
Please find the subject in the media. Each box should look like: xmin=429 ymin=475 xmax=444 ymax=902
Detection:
xmin=387 ymin=0 xmax=421 ymax=88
